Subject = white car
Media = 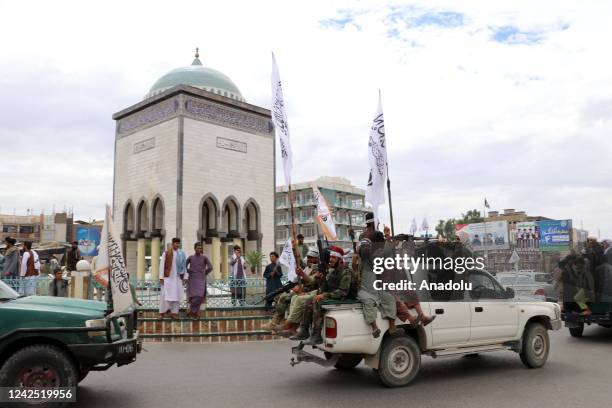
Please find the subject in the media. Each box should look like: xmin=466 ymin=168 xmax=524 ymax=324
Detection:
xmin=291 ymin=269 xmax=562 ymax=387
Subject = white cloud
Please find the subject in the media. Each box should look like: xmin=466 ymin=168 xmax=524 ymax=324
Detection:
xmin=0 ymin=0 xmax=610 ymax=237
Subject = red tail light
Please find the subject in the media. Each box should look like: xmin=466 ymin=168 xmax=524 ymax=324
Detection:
xmin=534 ymin=288 xmax=545 ymax=296
xmin=325 ymin=317 xmax=337 ymax=339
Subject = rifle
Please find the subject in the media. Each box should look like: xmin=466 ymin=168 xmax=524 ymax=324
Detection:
xmin=257 ymin=280 xmax=299 ymax=304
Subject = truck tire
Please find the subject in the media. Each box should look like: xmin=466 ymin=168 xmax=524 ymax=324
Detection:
xmin=0 ymin=344 xmax=78 ymax=408
xmin=374 ymin=335 xmax=421 ymax=387
xmin=520 ymin=322 xmax=550 ymax=368
xmin=569 ymin=323 xmax=584 ymax=337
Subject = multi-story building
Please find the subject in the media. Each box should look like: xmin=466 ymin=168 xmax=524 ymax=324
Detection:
xmin=0 ymin=212 xmax=73 ymax=245
xmin=275 ymin=176 xmax=369 ymax=252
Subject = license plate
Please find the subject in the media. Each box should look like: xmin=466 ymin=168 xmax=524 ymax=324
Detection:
xmin=116 ymin=342 xmax=136 ymax=356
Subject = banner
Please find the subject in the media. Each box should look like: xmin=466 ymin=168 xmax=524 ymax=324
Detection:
xmin=538 ymin=219 xmax=571 ymax=252
xmin=95 ymin=205 xmax=135 ymax=316
xmin=365 ymin=96 xmax=387 ymax=224
xmin=279 ymin=239 xmax=297 ymax=282
xmin=76 ymin=226 xmax=101 ymax=257
xmin=312 ymin=184 xmax=337 ymax=240
xmin=513 ymin=221 xmax=539 ymax=249
xmin=455 ymin=221 xmax=509 ymax=251
xmin=271 ymin=53 xmax=293 ymax=187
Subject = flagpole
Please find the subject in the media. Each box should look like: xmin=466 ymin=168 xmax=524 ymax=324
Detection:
xmin=386 ymin=162 xmax=395 ymax=236
xmin=287 ymin=185 xmax=301 ymax=266
xmin=483 ymin=200 xmax=488 ymax=264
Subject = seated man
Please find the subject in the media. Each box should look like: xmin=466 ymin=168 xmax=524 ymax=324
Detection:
xmin=302 ymin=246 xmax=352 ymax=345
xmin=264 ymin=249 xmax=320 ymax=334
xmin=276 ymin=249 xmax=322 ymax=337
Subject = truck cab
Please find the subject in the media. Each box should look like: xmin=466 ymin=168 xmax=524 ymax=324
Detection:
xmin=0 ymin=280 xmax=141 ymax=404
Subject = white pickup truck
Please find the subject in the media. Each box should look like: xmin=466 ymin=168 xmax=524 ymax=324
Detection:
xmin=291 ymin=269 xmax=562 ymax=387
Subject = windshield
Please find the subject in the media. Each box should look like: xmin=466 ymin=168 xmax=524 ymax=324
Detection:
xmin=0 ymin=280 xmax=19 ymax=300
xmin=499 ymin=276 xmax=534 ymax=285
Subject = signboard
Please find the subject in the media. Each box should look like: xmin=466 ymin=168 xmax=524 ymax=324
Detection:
xmin=538 ymin=220 xmax=571 ymax=252
xmin=455 ymin=221 xmax=509 ymax=251
xmin=513 ymin=221 xmax=540 ymax=249
xmin=76 ymin=226 xmax=101 ymax=257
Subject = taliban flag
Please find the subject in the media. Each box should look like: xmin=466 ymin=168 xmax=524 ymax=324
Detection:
xmin=271 ymin=53 xmax=293 ymax=187
xmin=365 ymin=95 xmax=387 ymax=225
xmin=279 ymin=239 xmax=297 ymax=282
xmin=312 ymin=184 xmax=337 ymax=240
xmin=95 ymin=205 xmax=136 ymax=316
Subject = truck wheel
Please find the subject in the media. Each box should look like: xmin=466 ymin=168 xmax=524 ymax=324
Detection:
xmin=569 ymin=323 xmax=584 ymax=337
xmin=520 ymin=323 xmax=550 ymax=368
xmin=0 ymin=344 xmax=78 ymax=407
xmin=374 ymin=335 xmax=420 ymax=387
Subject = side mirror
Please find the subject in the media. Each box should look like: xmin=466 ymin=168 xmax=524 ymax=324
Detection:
xmin=506 ymin=287 xmax=515 ymax=299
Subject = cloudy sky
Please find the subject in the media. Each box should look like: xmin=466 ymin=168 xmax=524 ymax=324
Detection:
xmin=0 ymin=0 xmax=610 ymax=237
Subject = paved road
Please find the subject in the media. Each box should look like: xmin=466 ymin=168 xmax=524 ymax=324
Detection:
xmin=78 ymin=325 xmax=612 ymax=408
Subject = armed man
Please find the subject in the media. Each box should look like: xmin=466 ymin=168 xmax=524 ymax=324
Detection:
xmin=302 ymin=246 xmax=353 ymax=345
xmin=265 ymin=248 xmax=320 ymax=335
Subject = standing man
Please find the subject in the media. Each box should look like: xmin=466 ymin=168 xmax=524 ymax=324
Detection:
xmin=20 ymin=241 xmax=40 ymax=296
xmin=603 ymin=239 xmax=612 ymax=265
xmin=296 ymin=234 xmax=309 ymax=267
xmin=48 ymin=268 xmax=69 ymax=297
xmin=159 ymin=237 xmax=187 ymax=319
xmin=230 ymin=246 xmax=248 ymax=306
xmin=65 ymin=241 xmax=82 ymax=271
xmin=186 ymin=242 xmax=213 ymax=318
xmin=2 ymin=237 xmax=20 ymax=279
xmin=263 ymin=252 xmax=283 ymax=309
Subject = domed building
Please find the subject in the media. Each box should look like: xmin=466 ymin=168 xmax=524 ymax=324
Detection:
xmin=112 ymin=50 xmax=274 ymax=282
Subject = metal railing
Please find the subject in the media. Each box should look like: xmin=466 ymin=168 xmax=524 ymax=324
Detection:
xmin=1 ymin=277 xmax=278 ymax=309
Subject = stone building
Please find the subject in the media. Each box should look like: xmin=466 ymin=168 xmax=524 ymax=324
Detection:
xmin=275 ymin=176 xmax=368 ymax=252
xmin=112 ymin=51 xmax=274 ymax=281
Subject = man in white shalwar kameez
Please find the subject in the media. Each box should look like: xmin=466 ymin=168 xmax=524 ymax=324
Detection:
xmin=159 ymin=237 xmax=187 ymax=319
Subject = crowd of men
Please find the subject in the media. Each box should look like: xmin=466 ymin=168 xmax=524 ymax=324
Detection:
xmin=263 ymin=211 xmax=435 ymax=345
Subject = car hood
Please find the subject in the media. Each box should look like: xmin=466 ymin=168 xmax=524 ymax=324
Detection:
xmin=0 ymin=296 xmax=106 ymax=326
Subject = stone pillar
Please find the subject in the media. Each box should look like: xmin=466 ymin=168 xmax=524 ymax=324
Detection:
xmin=221 ymin=242 xmax=229 ymax=279
xmin=211 ymin=237 xmax=221 ymax=279
xmin=136 ymin=238 xmax=146 ymax=282
xmin=70 ymin=260 xmax=91 ymax=299
xmin=151 ymin=237 xmax=161 ymax=281
xmin=125 ymin=240 xmax=137 ymax=279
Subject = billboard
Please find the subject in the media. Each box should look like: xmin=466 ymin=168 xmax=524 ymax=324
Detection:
xmin=513 ymin=221 xmax=540 ymax=249
xmin=455 ymin=221 xmax=509 ymax=251
xmin=76 ymin=226 xmax=101 ymax=257
xmin=538 ymin=220 xmax=571 ymax=252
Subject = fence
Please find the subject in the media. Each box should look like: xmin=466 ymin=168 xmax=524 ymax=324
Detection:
xmin=0 ymin=277 xmax=280 ymax=309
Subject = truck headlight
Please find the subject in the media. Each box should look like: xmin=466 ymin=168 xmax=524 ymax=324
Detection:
xmin=85 ymin=319 xmax=107 ymax=329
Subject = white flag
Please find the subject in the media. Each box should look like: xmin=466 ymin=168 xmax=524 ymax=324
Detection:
xmin=95 ymin=205 xmax=135 ymax=316
xmin=279 ymin=239 xmax=297 ymax=282
xmin=509 ymin=249 xmax=520 ymax=264
xmin=410 ymin=217 xmax=417 ymax=235
xmin=365 ymin=95 xmax=387 ymax=224
xmin=421 ymin=217 xmax=429 ymax=231
xmin=312 ymin=184 xmax=337 ymax=240
xmin=271 ymin=53 xmax=293 ymax=187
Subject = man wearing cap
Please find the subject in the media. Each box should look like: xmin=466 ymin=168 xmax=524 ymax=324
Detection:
xmin=159 ymin=237 xmax=187 ymax=319
xmin=2 ymin=237 xmax=20 ymax=278
xmin=65 ymin=241 xmax=82 ymax=272
xmin=273 ymin=248 xmax=321 ymax=337
xmin=357 ymin=214 xmax=399 ymax=338
xmin=296 ymin=234 xmax=309 ymax=267
xmin=303 ymin=245 xmax=353 ymax=345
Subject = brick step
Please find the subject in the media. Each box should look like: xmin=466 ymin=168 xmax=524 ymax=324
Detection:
xmin=139 ymin=315 xmax=271 ymax=322
xmin=141 ymin=330 xmax=282 ymax=343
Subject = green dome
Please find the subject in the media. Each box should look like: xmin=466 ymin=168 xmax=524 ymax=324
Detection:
xmin=145 ymin=53 xmax=245 ymax=101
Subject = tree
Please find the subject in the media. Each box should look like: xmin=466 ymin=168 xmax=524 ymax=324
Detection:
xmin=460 ymin=209 xmax=484 ymax=224
xmin=435 ymin=209 xmax=484 ymax=240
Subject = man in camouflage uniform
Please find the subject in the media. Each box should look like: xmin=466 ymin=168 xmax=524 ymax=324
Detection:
xmin=264 ymin=249 xmax=320 ymax=334
xmin=303 ymin=246 xmax=352 ymax=345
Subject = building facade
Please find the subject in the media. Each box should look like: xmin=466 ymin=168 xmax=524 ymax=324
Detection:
xmin=275 ymin=176 xmax=368 ymax=252
xmin=112 ymin=52 xmax=275 ymax=281
xmin=1 ymin=212 xmax=72 ymax=245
